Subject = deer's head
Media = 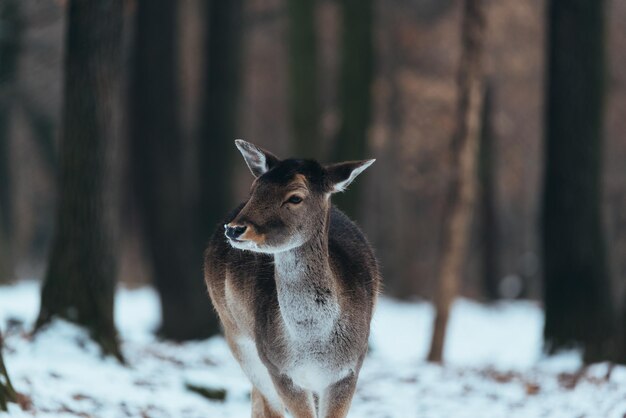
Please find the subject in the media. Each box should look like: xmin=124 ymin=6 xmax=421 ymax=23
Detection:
xmin=224 ymin=140 xmax=375 ymax=254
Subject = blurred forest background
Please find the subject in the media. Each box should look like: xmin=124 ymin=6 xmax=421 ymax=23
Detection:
xmin=0 ymin=0 xmax=626 ymax=364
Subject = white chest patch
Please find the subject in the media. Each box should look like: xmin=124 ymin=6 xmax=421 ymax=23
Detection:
xmin=277 ymin=279 xmax=340 ymax=341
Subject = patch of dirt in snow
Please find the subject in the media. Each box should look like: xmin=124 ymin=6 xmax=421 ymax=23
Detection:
xmin=1 ymin=282 xmax=626 ymax=418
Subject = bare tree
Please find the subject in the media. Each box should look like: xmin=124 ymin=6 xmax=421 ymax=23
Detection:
xmin=0 ymin=0 xmax=22 ymax=281
xmin=0 ymin=330 xmax=17 ymax=412
xmin=287 ymin=0 xmax=320 ymax=158
xmin=542 ymin=0 xmax=614 ymax=362
xmin=197 ymin=0 xmax=244 ymax=265
xmin=428 ymin=0 xmax=486 ymax=363
xmin=36 ymin=0 xmax=124 ymax=360
xmin=332 ymin=0 xmax=374 ymax=219
xmin=478 ymin=82 xmax=499 ymax=301
xmin=130 ymin=0 xmax=217 ymax=340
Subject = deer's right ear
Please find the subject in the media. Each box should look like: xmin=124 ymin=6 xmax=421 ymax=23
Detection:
xmin=235 ymin=139 xmax=280 ymax=178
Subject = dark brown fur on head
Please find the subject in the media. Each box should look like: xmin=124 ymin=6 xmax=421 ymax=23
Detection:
xmin=226 ymin=141 xmax=374 ymax=254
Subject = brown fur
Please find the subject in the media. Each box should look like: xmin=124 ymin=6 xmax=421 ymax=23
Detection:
xmin=252 ymin=388 xmax=284 ymax=418
xmin=237 ymin=226 xmax=267 ymax=245
xmin=204 ymin=142 xmax=380 ymax=418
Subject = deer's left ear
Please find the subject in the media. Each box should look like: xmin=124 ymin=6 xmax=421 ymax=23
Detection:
xmin=235 ymin=139 xmax=280 ymax=178
xmin=325 ymin=159 xmax=376 ymax=193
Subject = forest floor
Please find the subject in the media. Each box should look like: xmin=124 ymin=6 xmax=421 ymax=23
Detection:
xmin=1 ymin=281 xmax=625 ymax=418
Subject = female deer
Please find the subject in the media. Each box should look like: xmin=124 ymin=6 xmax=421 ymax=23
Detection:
xmin=204 ymin=140 xmax=380 ymax=418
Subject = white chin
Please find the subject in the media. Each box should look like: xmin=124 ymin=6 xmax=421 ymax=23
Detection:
xmin=228 ymin=239 xmax=258 ymax=251
xmin=228 ymin=239 xmax=274 ymax=253
xmin=227 ymin=236 xmax=306 ymax=254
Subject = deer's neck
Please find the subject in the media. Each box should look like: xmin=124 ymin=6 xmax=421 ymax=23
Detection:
xmin=273 ymin=224 xmax=340 ymax=341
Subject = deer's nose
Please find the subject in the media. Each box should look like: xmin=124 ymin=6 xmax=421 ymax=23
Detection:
xmin=224 ymin=224 xmax=247 ymax=240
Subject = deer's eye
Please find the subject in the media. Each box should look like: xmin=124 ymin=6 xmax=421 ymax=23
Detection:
xmin=286 ymin=195 xmax=303 ymax=205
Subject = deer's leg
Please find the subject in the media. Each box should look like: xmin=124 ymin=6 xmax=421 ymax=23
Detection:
xmin=271 ymin=374 xmax=316 ymax=418
xmin=319 ymin=372 xmax=357 ymax=418
xmin=251 ymin=387 xmax=284 ymax=418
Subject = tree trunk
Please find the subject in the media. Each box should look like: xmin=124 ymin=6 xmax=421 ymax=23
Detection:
xmin=197 ymin=0 xmax=243 ymax=251
xmin=428 ymin=0 xmax=485 ymax=363
xmin=287 ymin=0 xmax=320 ymax=159
xmin=542 ymin=0 xmax=613 ymax=362
xmin=0 ymin=0 xmax=22 ymax=282
xmin=478 ymin=82 xmax=499 ymax=301
xmin=0 ymin=331 xmax=17 ymax=412
xmin=0 ymin=210 xmax=10 ymax=283
xmin=36 ymin=0 xmax=123 ymax=361
xmin=332 ymin=0 xmax=374 ymax=220
xmin=131 ymin=0 xmax=217 ymax=340
xmin=195 ymin=0 xmax=243 ymax=336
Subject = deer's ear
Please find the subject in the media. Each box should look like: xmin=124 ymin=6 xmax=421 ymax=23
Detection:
xmin=325 ymin=159 xmax=375 ymax=193
xmin=235 ymin=139 xmax=280 ymax=178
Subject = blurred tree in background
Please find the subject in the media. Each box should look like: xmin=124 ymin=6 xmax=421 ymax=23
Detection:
xmin=478 ymin=82 xmax=499 ymax=301
xmin=197 ymin=0 xmax=244 ymax=259
xmin=0 ymin=0 xmax=22 ymax=282
xmin=428 ymin=0 xmax=486 ymax=363
xmin=542 ymin=0 xmax=614 ymax=362
xmin=0 ymin=330 xmax=17 ymax=411
xmin=288 ymin=0 xmax=320 ymax=159
xmin=130 ymin=0 xmax=218 ymax=341
xmin=331 ymin=0 xmax=373 ymax=220
xmin=36 ymin=0 xmax=124 ymax=360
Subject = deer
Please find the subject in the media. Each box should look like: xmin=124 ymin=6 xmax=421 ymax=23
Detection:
xmin=204 ymin=140 xmax=380 ymax=418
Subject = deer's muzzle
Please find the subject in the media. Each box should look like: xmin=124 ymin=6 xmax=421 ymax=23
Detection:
xmin=224 ymin=224 xmax=247 ymax=240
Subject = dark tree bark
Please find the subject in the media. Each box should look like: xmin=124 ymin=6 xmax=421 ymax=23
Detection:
xmin=0 ymin=0 xmax=22 ymax=281
xmin=542 ymin=0 xmax=614 ymax=362
xmin=197 ymin=0 xmax=243 ymax=271
xmin=36 ymin=0 xmax=123 ymax=360
xmin=0 ymin=210 xmax=9 ymax=283
xmin=194 ymin=0 xmax=243 ymax=337
xmin=131 ymin=0 xmax=217 ymax=340
xmin=478 ymin=82 xmax=499 ymax=301
xmin=428 ymin=0 xmax=485 ymax=363
xmin=287 ymin=0 xmax=320 ymax=158
xmin=0 ymin=331 xmax=17 ymax=412
xmin=332 ymin=0 xmax=374 ymax=220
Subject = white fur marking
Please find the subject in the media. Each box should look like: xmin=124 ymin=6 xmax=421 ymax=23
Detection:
xmin=273 ymin=251 xmax=340 ymax=341
xmin=332 ymin=159 xmax=376 ymax=192
xmin=236 ymin=336 xmax=284 ymax=413
xmin=290 ymin=361 xmax=352 ymax=394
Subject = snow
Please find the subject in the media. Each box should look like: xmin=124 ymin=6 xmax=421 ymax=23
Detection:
xmin=0 ymin=280 xmax=624 ymax=417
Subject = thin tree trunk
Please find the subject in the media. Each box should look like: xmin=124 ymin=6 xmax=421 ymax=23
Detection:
xmin=428 ymin=0 xmax=486 ymax=363
xmin=131 ymin=0 xmax=217 ymax=340
xmin=542 ymin=0 xmax=613 ymax=363
xmin=197 ymin=0 xmax=243 ymax=242
xmin=0 ymin=209 xmax=10 ymax=283
xmin=0 ymin=0 xmax=22 ymax=282
xmin=196 ymin=0 xmax=243 ymax=336
xmin=36 ymin=0 xmax=123 ymax=361
xmin=0 ymin=331 xmax=17 ymax=412
xmin=287 ymin=0 xmax=319 ymax=158
xmin=479 ymin=82 xmax=499 ymax=301
xmin=332 ymin=0 xmax=374 ymax=220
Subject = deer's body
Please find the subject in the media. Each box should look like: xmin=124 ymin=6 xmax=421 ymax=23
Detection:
xmin=204 ymin=141 xmax=379 ymax=417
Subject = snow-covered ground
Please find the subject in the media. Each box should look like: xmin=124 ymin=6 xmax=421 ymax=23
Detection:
xmin=1 ymin=281 xmax=625 ymax=417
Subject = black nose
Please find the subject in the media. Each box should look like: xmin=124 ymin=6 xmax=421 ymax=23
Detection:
xmin=225 ymin=224 xmax=247 ymax=240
